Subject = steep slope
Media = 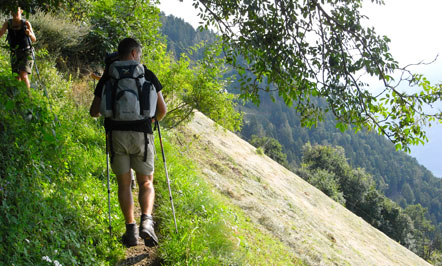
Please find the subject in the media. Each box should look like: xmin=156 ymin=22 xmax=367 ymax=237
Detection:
xmin=174 ymin=111 xmax=430 ymax=266
xmin=160 ymin=13 xmax=442 ymax=230
xmin=240 ymin=94 xmax=442 ymax=229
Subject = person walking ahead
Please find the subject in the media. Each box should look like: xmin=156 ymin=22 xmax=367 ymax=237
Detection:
xmin=90 ymin=38 xmax=167 ymax=247
xmin=0 ymin=7 xmax=36 ymax=89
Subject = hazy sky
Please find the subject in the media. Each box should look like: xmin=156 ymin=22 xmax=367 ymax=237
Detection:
xmin=158 ymin=0 xmax=442 ymax=177
xmin=363 ymin=0 xmax=442 ymax=178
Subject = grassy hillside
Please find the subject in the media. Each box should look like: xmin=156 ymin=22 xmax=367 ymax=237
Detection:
xmin=0 ymin=49 xmax=125 ymax=265
xmin=173 ymin=111 xmax=431 ymax=266
xmin=0 ymin=47 xmax=301 ymax=264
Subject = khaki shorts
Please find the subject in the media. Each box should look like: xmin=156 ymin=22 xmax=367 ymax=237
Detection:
xmin=11 ymin=49 xmax=34 ymax=74
xmin=110 ymin=131 xmax=155 ymax=176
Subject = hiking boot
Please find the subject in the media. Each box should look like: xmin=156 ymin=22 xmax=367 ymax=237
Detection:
xmin=139 ymin=214 xmax=158 ymax=246
xmin=121 ymin=223 xmax=139 ymax=247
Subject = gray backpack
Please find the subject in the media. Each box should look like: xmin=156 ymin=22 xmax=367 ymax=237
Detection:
xmin=100 ymin=60 xmax=158 ymax=120
xmin=101 ymin=60 xmax=158 ymax=163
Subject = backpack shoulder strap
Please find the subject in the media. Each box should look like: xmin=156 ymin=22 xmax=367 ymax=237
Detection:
xmin=6 ymin=19 xmax=12 ymax=44
xmin=135 ymin=75 xmax=143 ymax=115
xmin=7 ymin=19 xmax=26 ymax=30
xmin=22 ymin=19 xmax=27 ymax=30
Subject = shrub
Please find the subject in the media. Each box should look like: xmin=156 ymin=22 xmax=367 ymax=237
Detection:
xmin=29 ymin=10 xmax=91 ymax=73
xmin=296 ymin=167 xmax=345 ymax=205
xmin=160 ymin=42 xmax=243 ymax=131
xmin=83 ymin=0 xmax=163 ymax=69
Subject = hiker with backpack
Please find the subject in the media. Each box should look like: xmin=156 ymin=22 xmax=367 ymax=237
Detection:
xmin=89 ymin=38 xmax=167 ymax=247
xmin=0 ymin=7 xmax=36 ymax=89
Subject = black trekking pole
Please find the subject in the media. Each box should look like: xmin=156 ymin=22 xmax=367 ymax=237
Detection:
xmin=27 ymin=36 xmax=59 ymax=124
xmin=105 ymin=133 xmax=113 ymax=237
xmin=155 ymin=120 xmax=178 ymax=234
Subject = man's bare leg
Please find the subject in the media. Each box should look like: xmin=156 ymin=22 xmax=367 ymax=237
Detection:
xmin=117 ymin=171 xmax=135 ymax=224
xmin=136 ymin=173 xmax=155 ymax=215
xmin=19 ymin=71 xmax=30 ymax=88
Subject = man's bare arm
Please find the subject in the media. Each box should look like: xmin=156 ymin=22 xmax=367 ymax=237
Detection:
xmin=0 ymin=21 xmax=8 ymax=39
xmin=25 ymin=21 xmax=36 ymax=42
xmin=90 ymin=96 xmax=101 ymax=117
xmin=155 ymin=91 xmax=167 ymax=121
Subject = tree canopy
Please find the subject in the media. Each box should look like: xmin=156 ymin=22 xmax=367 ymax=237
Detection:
xmin=0 ymin=0 xmax=65 ymax=13
xmin=5 ymin=0 xmax=442 ymax=149
xmin=192 ymin=0 xmax=442 ymax=151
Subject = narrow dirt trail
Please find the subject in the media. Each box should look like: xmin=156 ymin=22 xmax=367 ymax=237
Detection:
xmin=116 ymin=180 xmax=161 ymax=266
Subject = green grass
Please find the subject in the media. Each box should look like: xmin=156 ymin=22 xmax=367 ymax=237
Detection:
xmin=0 ymin=49 xmax=125 ymax=265
xmin=154 ymin=130 xmax=305 ymax=265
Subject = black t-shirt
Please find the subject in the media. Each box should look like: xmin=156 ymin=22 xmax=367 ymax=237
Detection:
xmin=94 ymin=65 xmax=163 ymax=97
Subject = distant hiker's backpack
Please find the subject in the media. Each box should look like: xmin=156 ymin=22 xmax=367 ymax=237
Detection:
xmin=100 ymin=60 xmax=158 ymax=122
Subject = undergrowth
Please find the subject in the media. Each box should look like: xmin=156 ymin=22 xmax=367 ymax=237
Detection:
xmin=0 ymin=48 xmax=125 ymax=265
xmin=153 ymin=136 xmax=240 ymax=265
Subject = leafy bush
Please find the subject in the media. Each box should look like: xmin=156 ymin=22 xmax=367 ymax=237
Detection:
xmin=84 ymin=0 xmax=163 ymax=68
xmin=160 ymin=42 xmax=243 ymax=131
xmin=296 ymin=167 xmax=345 ymax=205
xmin=29 ymin=9 xmax=91 ymax=72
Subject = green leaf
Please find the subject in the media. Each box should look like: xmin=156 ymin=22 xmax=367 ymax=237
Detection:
xmin=5 ymin=100 xmax=14 ymax=111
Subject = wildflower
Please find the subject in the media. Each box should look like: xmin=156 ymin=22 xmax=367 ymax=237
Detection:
xmin=53 ymin=260 xmax=62 ymax=266
xmin=42 ymin=256 xmax=52 ymax=263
